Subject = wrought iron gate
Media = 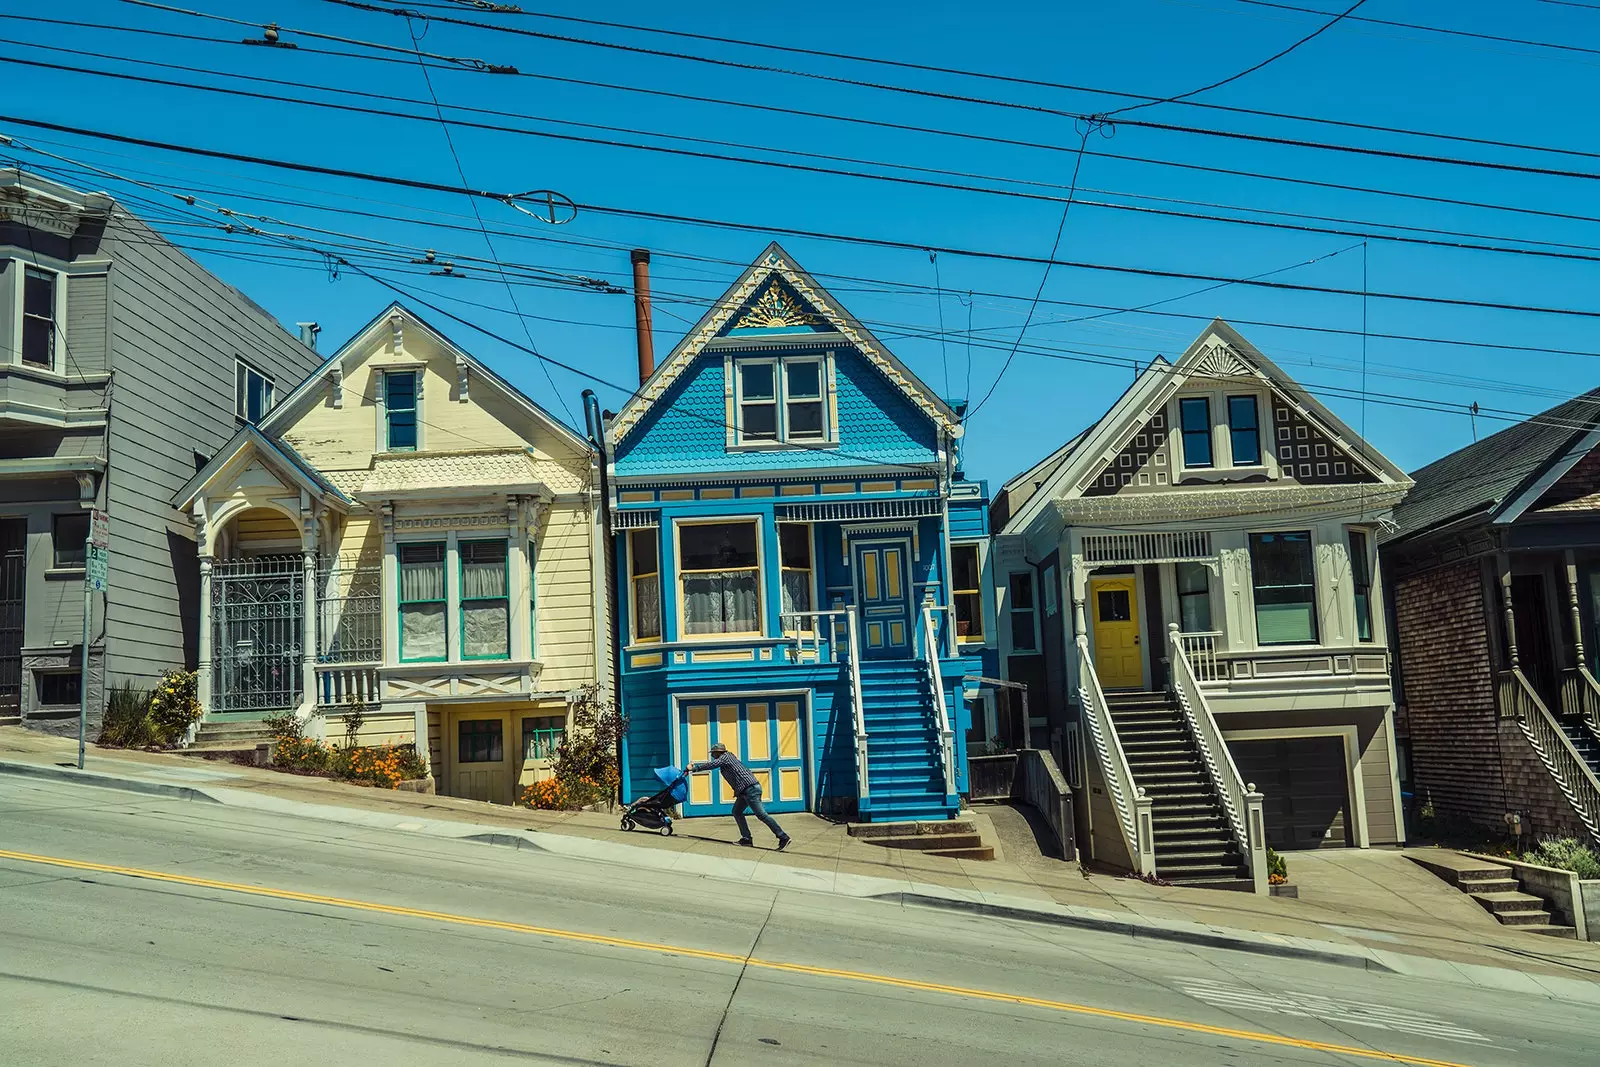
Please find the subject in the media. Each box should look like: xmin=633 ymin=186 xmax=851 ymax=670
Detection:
xmin=212 ymin=556 xmax=303 ymax=712
xmin=0 ymin=519 xmax=24 ymax=715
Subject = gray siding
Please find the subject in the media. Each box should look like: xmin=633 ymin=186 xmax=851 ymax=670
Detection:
xmin=65 ymin=270 xmax=109 ymax=371
xmin=100 ymin=212 xmax=321 ymax=685
xmin=0 ymin=258 xmax=11 ymax=361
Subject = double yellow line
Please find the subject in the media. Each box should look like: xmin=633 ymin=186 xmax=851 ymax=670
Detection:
xmin=0 ymin=847 xmax=1472 ymax=1067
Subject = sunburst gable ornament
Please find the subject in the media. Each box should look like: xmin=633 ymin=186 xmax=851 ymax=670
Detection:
xmin=734 ymin=280 xmax=822 ymax=329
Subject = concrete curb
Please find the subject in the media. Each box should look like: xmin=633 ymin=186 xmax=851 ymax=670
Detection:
xmin=884 ymin=892 xmax=1389 ymax=972
xmin=0 ymin=759 xmax=222 ymax=804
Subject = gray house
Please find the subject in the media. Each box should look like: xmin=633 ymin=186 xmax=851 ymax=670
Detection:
xmin=0 ymin=169 xmax=321 ymax=732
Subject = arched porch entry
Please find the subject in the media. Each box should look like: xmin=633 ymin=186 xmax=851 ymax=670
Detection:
xmin=206 ymin=503 xmax=310 ymax=716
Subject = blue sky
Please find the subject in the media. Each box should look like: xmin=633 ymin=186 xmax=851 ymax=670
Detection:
xmin=9 ymin=0 xmax=1600 ymax=486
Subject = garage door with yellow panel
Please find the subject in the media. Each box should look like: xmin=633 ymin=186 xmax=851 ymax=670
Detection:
xmin=679 ymin=697 xmax=808 ymax=816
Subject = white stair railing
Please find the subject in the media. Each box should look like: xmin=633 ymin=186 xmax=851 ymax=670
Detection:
xmin=1501 ymin=668 xmax=1600 ymax=848
xmin=845 ymin=607 xmax=870 ymax=809
xmin=1077 ymin=635 xmax=1155 ymax=875
xmin=920 ymin=602 xmax=958 ymax=801
xmin=1168 ymin=624 xmax=1267 ymax=893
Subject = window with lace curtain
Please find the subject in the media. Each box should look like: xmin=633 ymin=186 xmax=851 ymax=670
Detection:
xmin=460 ymin=539 xmax=509 ymax=659
xmin=399 ymin=542 xmax=447 ymax=661
xmin=629 ymin=528 xmax=661 ymax=642
xmin=678 ymin=520 xmax=762 ymax=636
xmin=779 ymin=523 xmax=813 ymax=632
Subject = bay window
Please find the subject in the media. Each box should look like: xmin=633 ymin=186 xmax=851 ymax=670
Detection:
xmin=679 ymin=520 xmax=761 ymax=636
xmin=1250 ymin=531 xmax=1318 ymax=645
xmin=779 ymin=522 xmax=813 ymax=629
xmin=629 ymin=528 xmax=661 ymax=642
xmin=952 ymin=543 xmax=984 ymax=641
xmin=399 ymin=542 xmax=447 ymax=661
xmin=1349 ymin=529 xmax=1374 ymax=642
xmin=21 ymin=266 xmax=58 ymax=369
xmin=460 ymin=539 xmax=509 ymax=659
xmin=1176 ymin=561 xmax=1212 ymax=632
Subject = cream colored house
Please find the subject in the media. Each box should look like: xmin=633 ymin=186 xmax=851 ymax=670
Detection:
xmin=174 ymin=304 xmax=606 ymax=803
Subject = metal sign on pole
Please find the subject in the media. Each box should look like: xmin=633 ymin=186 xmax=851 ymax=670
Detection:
xmin=79 ymin=509 xmax=109 ymax=770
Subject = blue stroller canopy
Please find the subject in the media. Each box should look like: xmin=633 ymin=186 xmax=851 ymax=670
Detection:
xmin=653 ymin=765 xmax=689 ymax=804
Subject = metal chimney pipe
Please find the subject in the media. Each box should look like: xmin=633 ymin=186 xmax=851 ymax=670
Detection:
xmin=296 ymin=321 xmax=321 ymax=350
xmin=630 ymin=249 xmax=654 ymax=384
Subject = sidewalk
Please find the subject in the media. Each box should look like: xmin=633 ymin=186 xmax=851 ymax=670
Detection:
xmin=6 ymin=726 xmax=1600 ymax=998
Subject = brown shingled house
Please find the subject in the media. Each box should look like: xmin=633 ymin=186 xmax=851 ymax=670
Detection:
xmin=1384 ymin=388 xmax=1600 ymax=847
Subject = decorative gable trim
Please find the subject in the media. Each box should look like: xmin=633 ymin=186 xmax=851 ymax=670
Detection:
xmin=611 ymin=243 xmax=960 ymax=444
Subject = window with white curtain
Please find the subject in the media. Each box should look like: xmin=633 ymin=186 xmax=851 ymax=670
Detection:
xmin=398 ymin=542 xmax=447 ymax=661
xmin=628 ymin=529 xmax=661 ymax=642
xmin=460 ymin=539 xmax=509 ymax=659
xmin=679 ymin=520 xmax=762 ymax=636
xmin=779 ymin=522 xmax=813 ymax=630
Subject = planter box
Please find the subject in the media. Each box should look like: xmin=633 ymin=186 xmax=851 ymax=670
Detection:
xmin=1270 ymin=883 xmax=1298 ymax=898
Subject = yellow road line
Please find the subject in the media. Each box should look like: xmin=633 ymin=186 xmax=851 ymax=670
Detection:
xmin=0 ymin=847 xmax=1471 ymax=1067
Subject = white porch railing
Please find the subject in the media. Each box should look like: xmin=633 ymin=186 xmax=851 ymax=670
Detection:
xmin=847 ymin=607 xmax=869 ymax=807
xmin=1081 ymin=530 xmax=1212 ymax=566
xmin=317 ymin=663 xmax=381 ymax=708
xmin=920 ymin=602 xmax=958 ymax=801
xmin=781 ymin=610 xmax=843 ymax=662
xmin=1178 ymin=630 xmax=1226 ymax=683
xmin=1168 ymin=624 xmax=1267 ymax=893
xmin=1077 ymin=634 xmax=1154 ymax=875
xmin=1501 ymin=668 xmax=1600 ymax=848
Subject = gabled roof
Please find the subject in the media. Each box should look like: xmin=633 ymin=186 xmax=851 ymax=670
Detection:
xmin=1389 ymin=387 xmax=1600 ymax=541
xmin=262 ymin=302 xmax=592 ymax=456
xmin=999 ymin=319 xmax=1410 ymax=538
xmin=610 ymin=242 xmax=961 ymax=444
xmin=173 ymin=423 xmax=351 ymax=511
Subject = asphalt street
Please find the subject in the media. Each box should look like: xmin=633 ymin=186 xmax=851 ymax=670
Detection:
xmin=1 ymin=774 xmax=1595 ymax=1066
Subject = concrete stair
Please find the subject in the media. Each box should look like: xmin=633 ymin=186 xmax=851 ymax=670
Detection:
xmin=858 ymin=661 xmax=959 ymax=823
xmin=850 ymin=819 xmax=994 ymax=860
xmin=185 ymin=719 xmax=277 ymax=756
xmin=1409 ymin=852 xmax=1576 ymax=938
xmin=1107 ymin=690 xmax=1251 ymax=891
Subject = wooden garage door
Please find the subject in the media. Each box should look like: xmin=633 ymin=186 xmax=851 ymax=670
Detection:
xmin=1228 ymin=736 xmax=1351 ymax=850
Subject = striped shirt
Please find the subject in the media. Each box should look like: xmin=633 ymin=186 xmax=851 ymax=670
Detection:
xmin=691 ymin=752 xmax=759 ymax=794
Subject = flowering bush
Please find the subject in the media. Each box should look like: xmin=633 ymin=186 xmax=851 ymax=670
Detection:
xmin=266 ymin=714 xmax=425 ymax=788
xmin=1267 ymin=848 xmax=1289 ymax=885
xmin=517 ymin=687 xmax=626 ymax=811
xmin=520 ymin=769 xmax=618 ymax=811
xmin=147 ymin=669 xmax=201 ymax=743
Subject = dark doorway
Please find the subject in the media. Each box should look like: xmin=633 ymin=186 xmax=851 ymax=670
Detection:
xmin=0 ymin=519 xmax=23 ymax=715
xmin=1511 ymin=573 xmax=1559 ymax=708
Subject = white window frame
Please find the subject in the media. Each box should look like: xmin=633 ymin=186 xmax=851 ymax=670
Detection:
xmin=950 ymin=540 xmax=987 ymax=645
xmin=14 ymin=260 xmax=66 ymax=373
xmin=1171 ymin=386 xmax=1274 ymax=476
xmin=730 ymin=353 xmax=835 ymax=448
xmin=234 ymin=359 xmax=276 ymax=424
xmin=1007 ymin=571 xmax=1040 ymax=655
xmin=674 ymin=516 xmax=766 ymax=640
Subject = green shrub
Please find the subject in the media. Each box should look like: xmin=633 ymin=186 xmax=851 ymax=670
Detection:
xmin=1267 ymin=847 xmax=1288 ymax=884
xmin=1525 ymin=837 xmax=1600 ymax=880
xmin=147 ymin=669 xmax=201 ymax=743
xmin=97 ymin=682 xmax=155 ymax=748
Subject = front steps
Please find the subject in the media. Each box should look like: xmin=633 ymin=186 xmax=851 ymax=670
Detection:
xmin=185 ymin=718 xmax=276 ymax=756
xmin=858 ymin=661 xmax=959 ymax=822
xmin=850 ymin=819 xmax=993 ymax=860
xmin=1107 ymin=689 xmax=1251 ymax=891
xmin=1409 ymin=853 xmax=1576 ymax=938
xmin=1559 ymin=717 xmax=1600 ymax=779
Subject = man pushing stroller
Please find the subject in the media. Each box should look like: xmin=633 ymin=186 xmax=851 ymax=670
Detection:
xmin=688 ymin=742 xmax=791 ymax=851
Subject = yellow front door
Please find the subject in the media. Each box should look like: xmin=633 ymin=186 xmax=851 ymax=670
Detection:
xmin=448 ymin=710 xmax=514 ymax=805
xmin=1090 ymin=576 xmax=1143 ymax=689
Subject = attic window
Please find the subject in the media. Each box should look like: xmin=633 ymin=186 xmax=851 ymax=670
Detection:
xmin=235 ymin=361 xmax=275 ymax=424
xmin=733 ymin=354 xmax=832 ymax=447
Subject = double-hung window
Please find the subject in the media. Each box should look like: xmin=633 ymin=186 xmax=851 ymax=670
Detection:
xmin=1179 ymin=397 xmax=1213 ymax=468
xmin=1250 ymin=531 xmax=1318 ymax=644
xmin=1008 ymin=573 xmax=1039 ymax=653
xmin=235 ymin=361 xmax=275 ymax=424
xmin=735 ymin=357 xmax=829 ymax=445
xmin=779 ymin=523 xmax=813 ymax=630
xmin=460 ymin=539 xmax=509 ymax=659
xmin=679 ymin=520 xmax=761 ymax=636
xmin=21 ymin=266 xmax=58 ymax=369
xmin=1348 ymin=529 xmax=1374 ymax=642
xmin=398 ymin=542 xmax=447 ymax=661
xmin=952 ymin=543 xmax=984 ymax=641
xmin=628 ymin=529 xmax=661 ymax=642
xmin=385 ymin=370 xmax=419 ymax=451
xmin=1176 ymin=561 xmax=1213 ymax=632
xmin=1228 ymin=395 xmax=1261 ymax=466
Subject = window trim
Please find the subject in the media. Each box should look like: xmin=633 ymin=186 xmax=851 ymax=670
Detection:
xmin=1248 ymin=529 xmax=1320 ymax=647
xmin=383 ymin=368 xmax=422 ymax=452
xmin=674 ymin=516 xmax=765 ymax=639
xmin=522 ymin=714 xmax=567 ymax=761
xmin=18 ymin=262 xmax=64 ymax=372
xmin=778 ymin=521 xmax=817 ymax=635
xmin=730 ymin=353 xmax=836 ymax=448
xmin=1007 ymin=571 xmax=1040 ymax=654
xmin=234 ymin=359 xmax=276 ymax=424
xmin=1348 ymin=528 xmax=1375 ymax=643
xmin=627 ymin=527 xmax=662 ymax=645
xmin=1178 ymin=396 xmax=1214 ymax=469
xmin=458 ymin=538 xmax=510 ymax=661
xmin=51 ymin=511 xmax=89 ymax=571
xmin=1227 ymin=394 xmax=1263 ymax=467
xmin=397 ymin=540 xmax=448 ymax=663
xmin=950 ymin=541 xmax=986 ymax=644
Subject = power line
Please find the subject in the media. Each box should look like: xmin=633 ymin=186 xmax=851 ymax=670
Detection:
xmin=1233 ymin=0 xmax=1600 ymax=60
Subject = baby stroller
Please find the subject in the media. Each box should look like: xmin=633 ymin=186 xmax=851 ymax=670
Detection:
xmin=621 ymin=765 xmax=688 ymax=836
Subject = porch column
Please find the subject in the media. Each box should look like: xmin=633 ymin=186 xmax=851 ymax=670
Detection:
xmin=300 ymin=503 xmax=319 ymax=718
xmin=1497 ymin=552 xmax=1519 ymax=669
xmin=1070 ymin=560 xmax=1088 ymax=641
xmin=509 ymin=496 xmax=533 ymax=663
xmin=381 ymin=504 xmax=398 ymax=666
xmin=197 ymin=554 xmax=213 ymax=717
xmin=1565 ymin=549 xmax=1586 ymax=670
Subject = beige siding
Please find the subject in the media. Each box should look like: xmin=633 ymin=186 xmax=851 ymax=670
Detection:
xmin=324 ymin=710 xmax=415 ymax=748
xmin=535 ymin=498 xmax=598 ymax=691
xmin=1358 ymin=718 xmax=1400 ymax=845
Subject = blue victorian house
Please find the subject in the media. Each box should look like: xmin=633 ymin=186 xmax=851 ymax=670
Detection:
xmin=608 ymin=244 xmax=992 ymax=822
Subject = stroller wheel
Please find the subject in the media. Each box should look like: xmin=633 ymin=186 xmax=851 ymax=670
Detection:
xmin=659 ymin=823 xmax=673 ymax=836
xmin=621 ymin=818 xmax=634 ymax=832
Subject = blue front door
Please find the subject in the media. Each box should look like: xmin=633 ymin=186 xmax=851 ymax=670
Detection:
xmin=853 ymin=539 xmax=913 ymax=659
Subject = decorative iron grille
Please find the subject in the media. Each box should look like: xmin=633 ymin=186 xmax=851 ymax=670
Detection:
xmin=212 ymin=555 xmax=303 ymax=712
xmin=316 ymin=559 xmax=383 ymax=664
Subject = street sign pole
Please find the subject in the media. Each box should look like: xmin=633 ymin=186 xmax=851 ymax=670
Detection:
xmin=80 ymin=509 xmax=110 ymax=770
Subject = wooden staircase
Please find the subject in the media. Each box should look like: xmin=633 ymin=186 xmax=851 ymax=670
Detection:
xmin=1107 ymin=690 xmax=1251 ymax=890
xmin=858 ymin=662 xmax=959 ymax=822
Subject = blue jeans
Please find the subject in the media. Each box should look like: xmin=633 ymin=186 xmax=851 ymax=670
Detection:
xmin=732 ymin=784 xmax=786 ymax=842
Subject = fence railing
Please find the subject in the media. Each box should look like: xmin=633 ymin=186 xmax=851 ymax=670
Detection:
xmin=1501 ymin=668 xmax=1600 ymax=848
xmin=1178 ymin=630 xmax=1226 ymax=683
xmin=1168 ymin=624 xmax=1266 ymax=893
xmin=1077 ymin=634 xmax=1153 ymax=875
xmin=1560 ymin=666 xmax=1600 ymax=737
xmin=780 ymin=610 xmax=844 ymax=662
xmin=316 ymin=560 xmax=382 ymax=665
xmin=211 ymin=555 xmax=304 ymax=713
xmin=846 ymin=607 xmax=869 ymax=808
xmin=921 ymin=602 xmax=958 ymax=801
xmin=316 ymin=664 xmax=381 ymax=708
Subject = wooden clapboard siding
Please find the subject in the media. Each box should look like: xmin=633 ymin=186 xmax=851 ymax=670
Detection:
xmin=65 ymin=270 xmax=109 ymax=371
xmin=534 ymin=496 xmax=598 ymax=690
